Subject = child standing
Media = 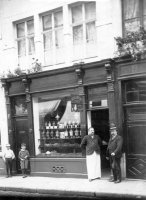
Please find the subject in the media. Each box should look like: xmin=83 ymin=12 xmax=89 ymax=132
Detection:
xmin=19 ymin=143 xmax=30 ymax=178
xmin=3 ymin=144 xmax=15 ymax=178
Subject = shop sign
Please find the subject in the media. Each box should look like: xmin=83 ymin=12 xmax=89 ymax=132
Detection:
xmin=71 ymin=95 xmax=83 ymax=112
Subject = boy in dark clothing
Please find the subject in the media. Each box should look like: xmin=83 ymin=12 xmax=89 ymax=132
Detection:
xmin=19 ymin=143 xmax=30 ymax=178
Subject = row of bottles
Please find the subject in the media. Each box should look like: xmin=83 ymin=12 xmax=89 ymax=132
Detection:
xmin=40 ymin=121 xmax=81 ymax=139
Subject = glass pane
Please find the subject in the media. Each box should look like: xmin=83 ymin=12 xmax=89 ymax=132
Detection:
xmin=43 ymin=32 xmax=52 ymax=50
xmin=86 ymin=21 xmax=96 ymax=43
xmin=85 ymin=2 xmax=96 ymax=21
xmin=55 ymin=29 xmax=63 ymax=48
xmin=27 ymin=20 xmax=34 ymax=35
xmin=43 ymin=15 xmax=52 ymax=31
xmin=143 ymin=0 xmax=146 ymax=15
xmin=73 ymin=25 xmax=83 ymax=45
xmin=54 ymin=11 xmax=63 ymax=27
xmin=13 ymin=96 xmax=28 ymax=115
xmin=123 ymin=0 xmax=140 ymax=20
xmin=28 ymin=37 xmax=35 ymax=54
xmin=125 ymin=79 xmax=146 ymax=102
xmin=18 ymin=39 xmax=26 ymax=56
xmin=125 ymin=18 xmax=140 ymax=33
xmin=38 ymin=97 xmax=81 ymax=157
xmin=17 ymin=22 xmax=25 ymax=38
xmin=72 ymin=5 xmax=82 ymax=23
xmin=127 ymin=126 xmax=146 ymax=154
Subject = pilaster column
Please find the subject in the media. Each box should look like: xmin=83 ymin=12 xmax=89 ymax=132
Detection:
xmin=1 ymin=81 xmax=13 ymax=145
xmin=74 ymin=63 xmax=86 ymax=138
xmin=21 ymin=76 xmax=34 ymax=155
xmin=105 ymin=61 xmax=117 ymax=129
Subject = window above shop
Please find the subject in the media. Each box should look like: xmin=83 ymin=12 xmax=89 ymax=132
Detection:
xmin=124 ymin=79 xmax=146 ymax=103
xmin=16 ymin=19 xmax=35 ymax=69
xmin=42 ymin=10 xmax=64 ymax=66
xmin=71 ymin=2 xmax=97 ymax=59
xmin=123 ymin=0 xmax=146 ymax=34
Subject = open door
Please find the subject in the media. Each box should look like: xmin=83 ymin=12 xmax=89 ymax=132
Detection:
xmin=14 ymin=117 xmax=29 ymax=173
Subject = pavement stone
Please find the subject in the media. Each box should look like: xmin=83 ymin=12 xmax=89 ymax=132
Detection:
xmin=0 ymin=175 xmax=145 ymax=199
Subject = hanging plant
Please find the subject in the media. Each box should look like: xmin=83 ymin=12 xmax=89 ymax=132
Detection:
xmin=114 ymin=26 xmax=146 ymax=61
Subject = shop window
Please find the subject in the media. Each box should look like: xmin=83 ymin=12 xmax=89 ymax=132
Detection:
xmin=16 ymin=19 xmax=35 ymax=69
xmin=42 ymin=10 xmax=64 ymax=65
xmin=123 ymin=0 xmax=146 ymax=34
xmin=12 ymin=96 xmax=28 ymax=116
xmin=124 ymin=79 xmax=146 ymax=103
xmin=71 ymin=2 xmax=97 ymax=59
xmin=33 ymin=96 xmax=82 ymax=157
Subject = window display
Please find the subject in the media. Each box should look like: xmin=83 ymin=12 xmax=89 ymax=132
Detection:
xmin=34 ymin=96 xmax=82 ymax=157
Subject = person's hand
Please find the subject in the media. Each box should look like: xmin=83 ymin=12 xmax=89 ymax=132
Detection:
xmin=111 ymin=152 xmax=115 ymax=156
xmin=102 ymin=140 xmax=108 ymax=145
xmin=106 ymin=157 xmax=109 ymax=160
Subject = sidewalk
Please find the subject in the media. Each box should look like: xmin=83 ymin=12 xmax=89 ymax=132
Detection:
xmin=0 ymin=175 xmax=146 ymax=199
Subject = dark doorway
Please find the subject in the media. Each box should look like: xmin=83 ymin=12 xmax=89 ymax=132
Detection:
xmin=91 ymin=109 xmax=110 ymax=177
xmin=14 ymin=117 xmax=30 ymax=173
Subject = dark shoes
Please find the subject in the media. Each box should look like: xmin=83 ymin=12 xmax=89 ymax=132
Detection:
xmin=23 ymin=175 xmax=27 ymax=178
xmin=114 ymin=179 xmax=121 ymax=184
xmin=109 ymin=178 xmax=115 ymax=182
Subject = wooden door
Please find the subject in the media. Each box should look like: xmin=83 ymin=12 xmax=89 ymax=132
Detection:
xmin=125 ymin=106 xmax=146 ymax=179
xmin=14 ymin=117 xmax=29 ymax=173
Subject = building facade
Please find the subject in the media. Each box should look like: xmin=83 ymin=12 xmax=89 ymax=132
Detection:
xmin=0 ymin=0 xmax=146 ymax=180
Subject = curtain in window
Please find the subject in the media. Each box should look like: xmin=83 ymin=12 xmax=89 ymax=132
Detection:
xmin=39 ymin=100 xmax=61 ymax=116
xmin=43 ymin=15 xmax=52 ymax=31
xmin=43 ymin=32 xmax=52 ymax=50
xmin=27 ymin=20 xmax=34 ymax=35
xmin=86 ymin=22 xmax=96 ymax=43
xmin=17 ymin=22 xmax=25 ymax=38
xmin=124 ymin=0 xmax=140 ymax=33
xmin=72 ymin=5 xmax=82 ymax=23
xmin=73 ymin=25 xmax=83 ymax=45
xmin=55 ymin=29 xmax=63 ymax=48
xmin=28 ymin=37 xmax=35 ymax=54
xmin=124 ymin=0 xmax=139 ymax=19
xmin=85 ymin=2 xmax=96 ymax=21
xmin=54 ymin=11 xmax=63 ymax=27
xmin=18 ymin=39 xmax=26 ymax=56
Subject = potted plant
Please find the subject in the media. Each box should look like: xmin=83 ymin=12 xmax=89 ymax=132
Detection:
xmin=114 ymin=26 xmax=146 ymax=61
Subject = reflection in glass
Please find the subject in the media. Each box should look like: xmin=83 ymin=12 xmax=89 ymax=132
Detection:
xmin=14 ymin=96 xmax=27 ymax=115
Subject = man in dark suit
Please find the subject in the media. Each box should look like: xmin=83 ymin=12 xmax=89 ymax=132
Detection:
xmin=106 ymin=125 xmax=123 ymax=183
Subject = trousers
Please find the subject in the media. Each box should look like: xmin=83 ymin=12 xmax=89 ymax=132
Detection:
xmin=5 ymin=158 xmax=13 ymax=175
xmin=110 ymin=156 xmax=121 ymax=181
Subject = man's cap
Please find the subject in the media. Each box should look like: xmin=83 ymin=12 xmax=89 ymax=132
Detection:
xmin=6 ymin=143 xmax=10 ymax=147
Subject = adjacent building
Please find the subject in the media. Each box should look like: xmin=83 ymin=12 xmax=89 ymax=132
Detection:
xmin=0 ymin=0 xmax=146 ymax=180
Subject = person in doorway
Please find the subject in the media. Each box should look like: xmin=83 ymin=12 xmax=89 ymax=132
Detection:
xmin=3 ymin=143 xmax=15 ymax=178
xmin=106 ymin=125 xmax=123 ymax=183
xmin=18 ymin=143 xmax=30 ymax=178
xmin=80 ymin=127 xmax=104 ymax=182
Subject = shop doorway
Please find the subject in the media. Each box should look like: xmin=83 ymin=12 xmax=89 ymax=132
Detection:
xmin=14 ymin=117 xmax=30 ymax=173
xmin=90 ymin=109 xmax=110 ymax=178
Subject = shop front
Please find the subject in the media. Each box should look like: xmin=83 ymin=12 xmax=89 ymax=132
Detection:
xmin=1 ymin=59 xmax=118 ymax=178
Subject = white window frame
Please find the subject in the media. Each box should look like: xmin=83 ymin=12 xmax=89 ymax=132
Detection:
xmin=42 ymin=9 xmax=64 ymax=66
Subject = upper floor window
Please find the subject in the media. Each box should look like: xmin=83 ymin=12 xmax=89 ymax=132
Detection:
xmin=123 ymin=0 xmax=146 ymax=34
xmin=71 ymin=2 xmax=96 ymax=59
xmin=42 ymin=10 xmax=64 ymax=65
xmin=16 ymin=19 xmax=35 ymax=67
